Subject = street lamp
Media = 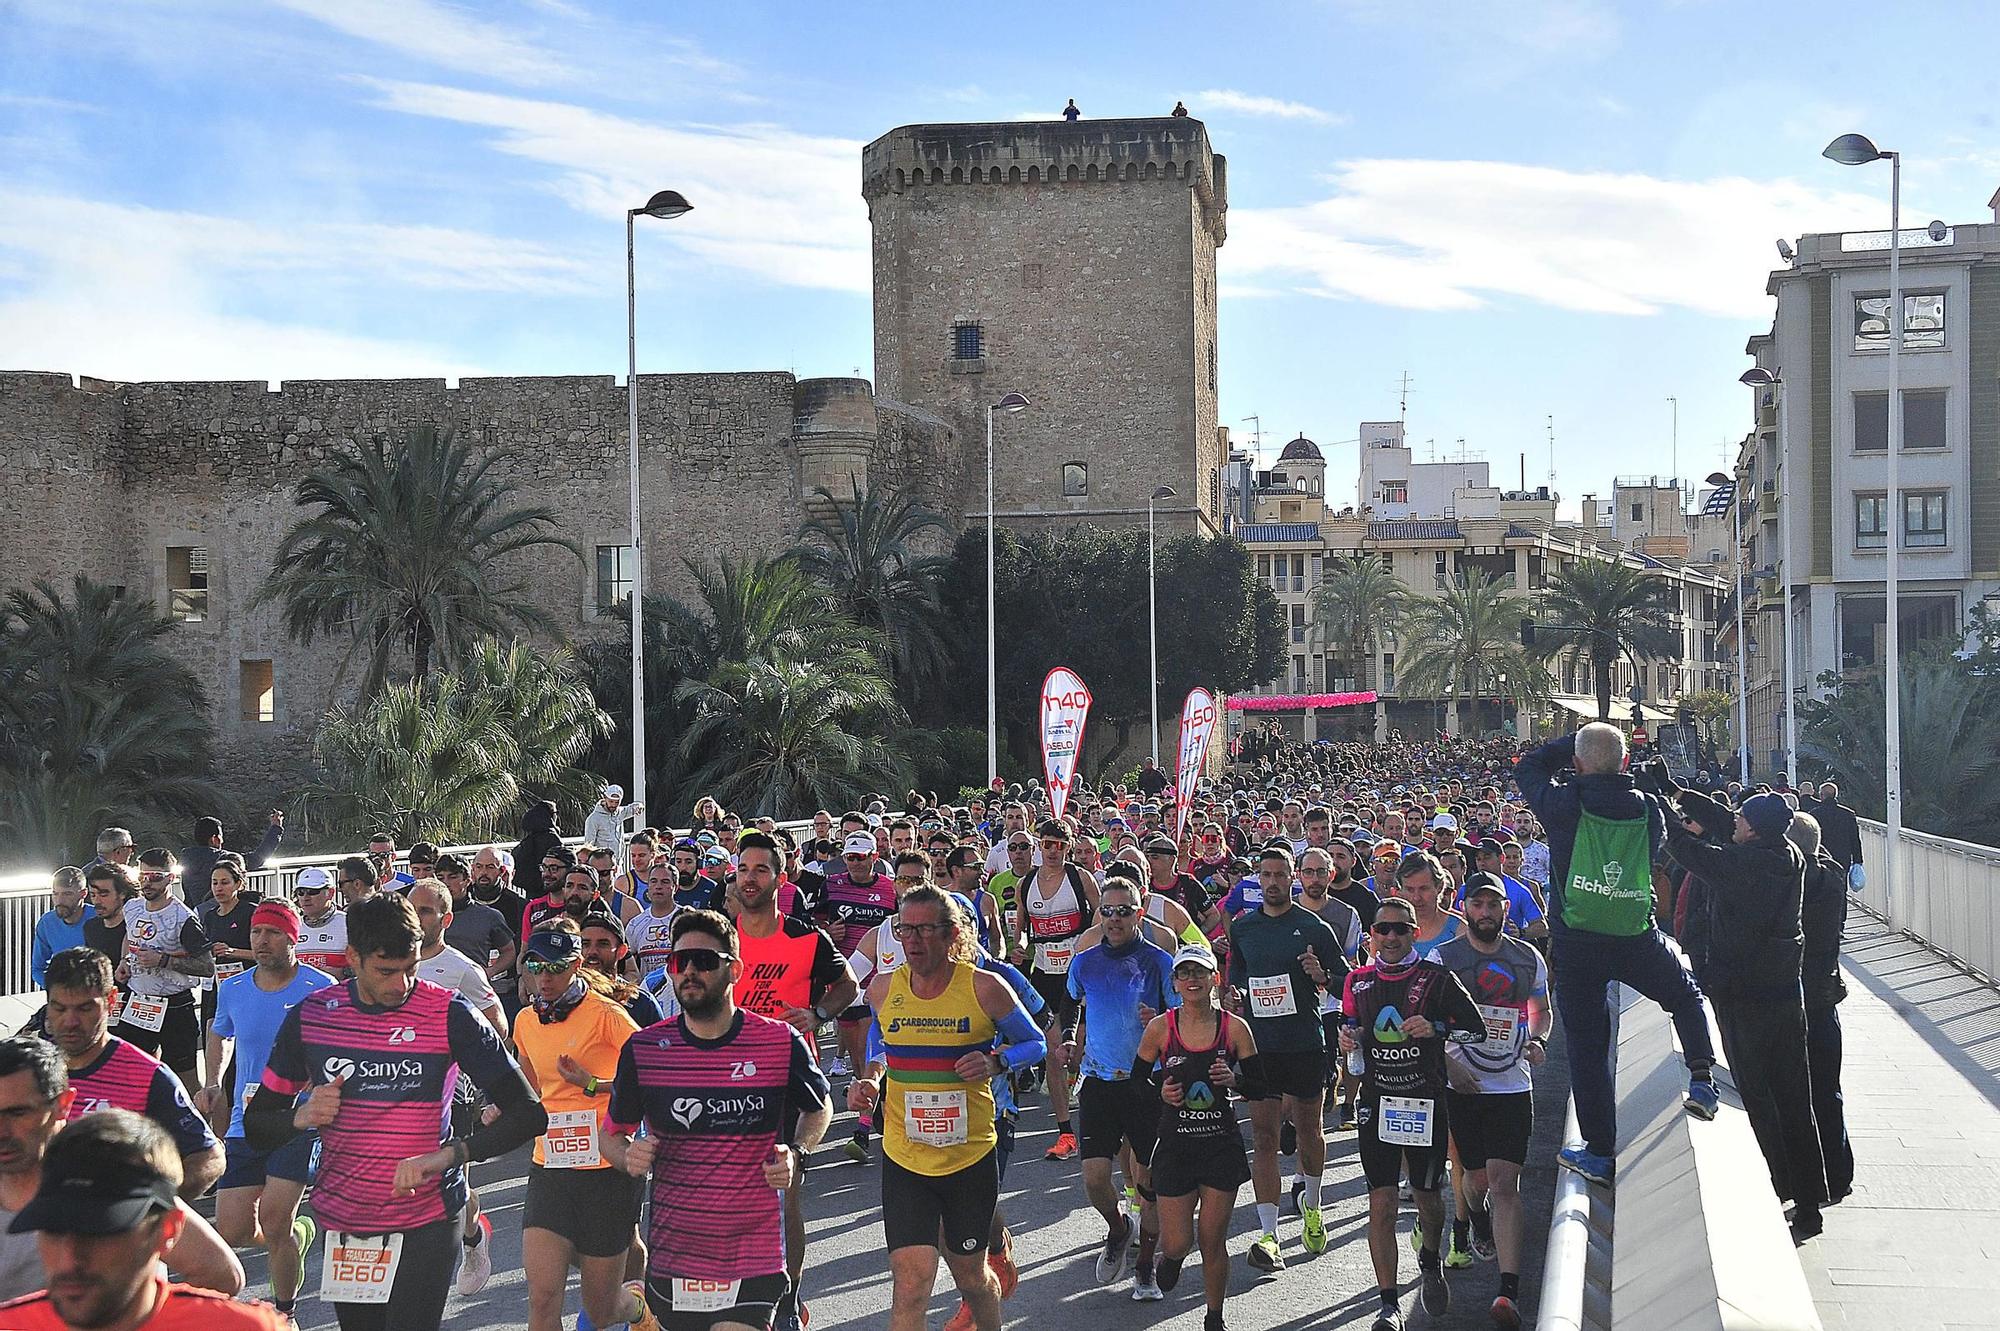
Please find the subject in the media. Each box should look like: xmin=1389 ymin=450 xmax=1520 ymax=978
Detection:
xmin=986 ymin=392 xmax=1031 ymax=785
xmin=625 ymin=189 xmax=692 ymax=817
xmin=1148 ymin=484 xmax=1178 ymax=763
xmin=1706 ymin=469 xmax=1751 ymax=784
xmin=1739 ymin=368 xmax=1796 ymax=786
xmin=1824 ymin=132 xmax=1902 ymax=918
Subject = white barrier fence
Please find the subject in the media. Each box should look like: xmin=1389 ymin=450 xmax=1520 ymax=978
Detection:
xmin=1 ymin=824 xmax=816 ymax=1001
xmin=1854 ymin=817 xmax=2000 ymax=983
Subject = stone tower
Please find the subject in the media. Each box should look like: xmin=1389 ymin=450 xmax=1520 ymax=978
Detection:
xmin=863 ymin=117 xmax=1228 ymax=535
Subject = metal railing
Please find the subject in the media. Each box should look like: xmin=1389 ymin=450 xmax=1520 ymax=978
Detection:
xmin=1854 ymin=816 xmax=2000 ymax=983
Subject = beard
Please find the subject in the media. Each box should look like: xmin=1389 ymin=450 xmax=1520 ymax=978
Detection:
xmin=679 ymin=981 xmax=728 ymax=1021
xmin=1468 ymin=916 xmax=1504 ymax=943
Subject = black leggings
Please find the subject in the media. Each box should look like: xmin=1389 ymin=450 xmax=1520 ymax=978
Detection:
xmin=328 ymin=1214 xmax=461 ymax=1331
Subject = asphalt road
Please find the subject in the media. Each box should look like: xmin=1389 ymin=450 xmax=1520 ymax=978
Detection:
xmin=247 ymin=1036 xmax=1570 ymax=1331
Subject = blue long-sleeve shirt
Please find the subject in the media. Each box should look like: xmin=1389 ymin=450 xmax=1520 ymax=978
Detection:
xmin=1512 ymin=735 xmax=1670 ymax=929
xmin=32 ymin=909 xmax=89 ymax=987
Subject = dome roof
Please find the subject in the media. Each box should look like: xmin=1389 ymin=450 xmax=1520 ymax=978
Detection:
xmin=1278 ymin=434 xmax=1322 ymax=462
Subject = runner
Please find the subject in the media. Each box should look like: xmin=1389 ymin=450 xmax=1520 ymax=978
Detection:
xmin=625 ymin=861 xmax=684 ymax=980
xmin=730 ymin=829 xmax=856 ymax=1331
xmin=1134 ymin=943 xmax=1257 ymax=1331
xmin=0 ymin=1110 xmax=288 ymax=1331
xmin=1063 ymin=879 xmax=1177 ymax=1298
xmin=579 ymin=912 xmax=667 ymax=1025
xmin=1007 ymin=819 xmax=1096 ymax=1160
xmin=602 ymin=908 xmax=832 ymax=1331
xmin=942 ymin=847 xmax=1005 ymax=955
xmin=1390 ymin=852 xmax=1464 ymax=958
xmin=199 ymin=902 xmax=334 ymax=1327
xmin=1433 ymin=876 xmax=1551 ymax=1330
xmin=1340 ymin=896 xmax=1487 ymax=1331
xmin=196 ymin=855 xmax=256 ymax=1086
xmin=244 ymin=894 xmax=546 ymax=1331
xmin=116 ymin=858 xmax=213 ymax=1092
xmin=39 ymin=949 xmax=222 ymax=1199
xmin=1296 ymin=848 xmax=1364 ymax=1131
xmin=848 ymin=886 xmax=1046 ymax=1331
xmin=511 ymin=922 xmax=654 ymax=1331
xmin=437 ymin=856 xmax=517 ymax=1017
xmin=290 ymin=869 xmax=350 ymax=981
xmin=1223 ymin=845 xmax=1343 ymax=1271
xmin=814 ymin=830 xmax=899 ymax=1086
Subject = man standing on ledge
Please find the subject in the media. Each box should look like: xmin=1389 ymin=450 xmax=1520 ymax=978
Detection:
xmin=1514 ymin=723 xmax=1717 ymax=1188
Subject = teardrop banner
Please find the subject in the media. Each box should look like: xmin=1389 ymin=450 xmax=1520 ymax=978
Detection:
xmin=1039 ymin=666 xmax=1093 ymax=823
xmin=1174 ymin=687 xmax=1218 ymax=840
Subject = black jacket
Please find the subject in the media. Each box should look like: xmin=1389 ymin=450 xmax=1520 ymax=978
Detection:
xmin=1513 ymin=735 xmax=1671 ymax=929
xmin=1801 ymin=849 xmax=1849 ymax=1009
xmin=1664 ymin=814 xmax=1806 ymax=1002
xmin=178 ymin=821 xmax=284 ymax=910
xmin=1812 ymin=799 xmax=1864 ymax=871
xmin=508 ymin=801 xmax=563 ymax=886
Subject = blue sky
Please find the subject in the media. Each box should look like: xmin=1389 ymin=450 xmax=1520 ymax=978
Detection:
xmin=5 ymin=0 xmax=1997 ymax=515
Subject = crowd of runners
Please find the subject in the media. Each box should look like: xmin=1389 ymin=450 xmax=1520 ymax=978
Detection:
xmin=0 ymin=723 xmax=1862 ymax=1331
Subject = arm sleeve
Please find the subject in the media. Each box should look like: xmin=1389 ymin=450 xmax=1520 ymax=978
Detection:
xmin=149 ymin=1068 xmax=220 ymax=1156
xmin=863 ymin=1017 xmax=884 ymax=1069
xmin=605 ymin=1038 xmax=644 ymax=1136
xmin=1513 ymin=737 xmax=1574 ymax=823
xmin=177 ymin=918 xmax=211 ymax=956
xmin=1340 ymin=969 xmax=1362 ymax=1021
xmin=1433 ymin=971 xmax=1488 ymax=1043
xmin=994 ymin=1001 xmax=1048 ymax=1071
xmin=31 ymin=919 xmax=54 ymax=988
xmin=447 ymin=998 xmax=547 ymax=1159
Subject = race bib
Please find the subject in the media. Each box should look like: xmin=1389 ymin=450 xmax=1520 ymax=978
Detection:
xmin=203 ymin=961 xmax=246 ymax=992
xmin=542 ymin=1109 xmax=601 ymax=1168
xmin=903 ymin=1089 xmax=969 ymax=1146
xmin=1476 ymin=1004 xmax=1522 ymax=1055
xmin=322 ymin=1231 xmax=403 ymax=1305
xmin=671 ymin=1277 xmax=742 ymax=1313
xmin=123 ymin=994 xmax=168 ymax=1033
xmin=1378 ymin=1095 xmax=1435 ymax=1148
xmin=1247 ymin=974 xmax=1297 ymax=1019
xmin=106 ymin=990 xmax=125 ymax=1022
xmin=1034 ymin=939 xmax=1074 ymax=975
xmin=301 ymin=952 xmax=346 ymax=973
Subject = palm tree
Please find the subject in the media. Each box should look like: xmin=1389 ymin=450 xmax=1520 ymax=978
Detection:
xmin=456 ymin=641 xmax=613 ymax=809
xmin=1535 ymin=558 xmax=1682 ymax=719
xmin=1397 ymin=571 xmax=1551 ymax=735
xmin=0 ymin=578 xmax=219 ymax=865
xmin=253 ymin=423 xmax=581 ymax=694
xmin=674 ymin=643 xmax=917 ymax=818
xmin=792 ymin=479 xmax=952 ymax=694
xmin=1309 ymin=554 xmax=1410 ymax=690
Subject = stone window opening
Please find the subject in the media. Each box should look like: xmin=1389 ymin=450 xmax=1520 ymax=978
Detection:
xmin=1063 ymin=462 xmax=1087 ymax=497
xmin=951 ymin=322 xmax=984 ymax=361
xmin=240 ymin=659 xmax=274 ymax=724
xmin=595 ymin=544 xmax=635 ymax=615
xmin=167 ymin=545 xmax=208 ymax=622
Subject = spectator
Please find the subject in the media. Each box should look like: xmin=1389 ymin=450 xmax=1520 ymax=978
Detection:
xmin=1810 ymin=781 xmax=1864 ymax=885
xmin=1136 ymin=757 xmax=1171 ymax=800
xmin=177 ymin=814 xmax=284 ymax=911
xmin=1062 ymin=97 xmax=1081 ymax=121
xmin=1664 ymin=789 xmax=1827 ymax=1237
xmin=1789 ymin=812 xmax=1854 ymax=1206
xmin=1514 ymin=724 xmax=1717 ymax=1189
xmin=509 ymin=799 xmax=564 ymax=887
xmin=582 ymin=783 xmax=644 ymax=854
xmin=31 ymin=870 xmax=88 ymax=990
xmin=90 ymin=828 xmax=135 ymax=870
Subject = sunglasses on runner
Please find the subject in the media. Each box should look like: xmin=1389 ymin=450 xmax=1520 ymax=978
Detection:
xmin=670 ymin=947 xmax=733 ymax=974
xmin=1098 ymin=905 xmax=1137 ymax=918
xmin=521 ymin=956 xmax=575 ymax=975
xmin=1370 ymin=921 xmax=1414 ymax=937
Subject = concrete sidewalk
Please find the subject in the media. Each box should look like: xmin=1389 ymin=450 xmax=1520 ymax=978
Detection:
xmin=1799 ymin=910 xmax=2000 ymax=1330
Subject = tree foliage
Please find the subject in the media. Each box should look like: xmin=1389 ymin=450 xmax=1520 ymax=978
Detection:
xmin=792 ymin=479 xmax=952 ymax=700
xmin=254 ymin=423 xmax=581 ymax=693
xmin=0 ymin=578 xmax=220 ymax=867
xmin=1534 ymin=557 xmax=1682 ymax=720
xmin=1398 ymin=571 xmax=1551 ymax=735
xmin=1310 ymin=554 xmax=1410 ymax=689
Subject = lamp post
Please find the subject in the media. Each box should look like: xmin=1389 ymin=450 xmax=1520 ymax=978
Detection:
xmin=985 ymin=392 xmax=1031 ymax=785
xmin=1147 ymin=485 xmax=1178 ymax=763
xmin=1824 ymin=132 xmax=1902 ymax=917
xmin=1739 ymin=369 xmax=1796 ymax=786
xmin=624 ymin=189 xmax=692 ymax=816
xmin=1707 ymin=469 xmax=1751 ymax=784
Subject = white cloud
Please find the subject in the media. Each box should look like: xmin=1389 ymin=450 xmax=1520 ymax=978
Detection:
xmin=1193 ymin=90 xmax=1345 ymax=126
xmin=360 ymin=80 xmax=870 ymax=293
xmin=1227 ymin=159 xmax=1887 ymax=318
xmin=271 ymin=0 xmax=571 ymax=85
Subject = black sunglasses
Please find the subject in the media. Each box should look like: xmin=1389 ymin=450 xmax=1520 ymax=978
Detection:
xmin=1370 ymin=921 xmax=1414 ymax=937
xmin=670 ymin=947 xmax=732 ymax=975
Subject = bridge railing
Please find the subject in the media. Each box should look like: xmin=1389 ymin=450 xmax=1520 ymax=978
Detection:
xmin=1854 ymin=817 xmax=2000 ymax=983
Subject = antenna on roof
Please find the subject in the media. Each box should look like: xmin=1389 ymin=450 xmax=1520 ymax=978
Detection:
xmin=1398 ymin=371 xmax=1412 ymax=427
xmin=1547 ymin=415 xmax=1557 ymax=486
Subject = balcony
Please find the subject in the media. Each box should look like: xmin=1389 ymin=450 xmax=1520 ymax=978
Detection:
xmin=1759 ymin=481 xmax=1778 ymax=518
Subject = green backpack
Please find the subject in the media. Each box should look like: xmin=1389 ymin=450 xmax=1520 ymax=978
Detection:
xmin=1561 ymin=810 xmax=1655 ymax=936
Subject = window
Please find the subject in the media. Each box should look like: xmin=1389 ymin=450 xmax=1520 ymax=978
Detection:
xmin=1380 ymin=553 xmax=1394 ymax=573
xmin=1290 ymin=604 xmax=1306 ymax=643
xmin=1208 ymin=341 xmax=1217 ymax=393
xmin=1433 ymin=551 xmax=1449 ymax=588
xmin=1383 ymin=484 xmax=1408 ymax=504
xmin=1631 ymin=503 xmax=1644 ymax=521
xmin=1854 ymin=292 xmax=1945 ymax=351
xmin=1381 ymin=654 xmax=1395 ymax=692
xmin=951 ymin=322 xmax=983 ymax=360
xmin=1853 ymin=389 xmax=1947 ymax=452
xmin=595 ymin=544 xmax=635 ymax=614
xmin=1854 ymin=492 xmax=1887 ymax=549
xmin=239 ymin=660 xmax=274 ymax=723
xmin=1256 ymin=554 xmax=1271 ymax=578
xmin=1904 ymin=491 xmax=1947 ymax=548
xmin=1062 ymin=461 xmax=1087 ymax=497
xmin=166 ymin=546 xmax=208 ymax=622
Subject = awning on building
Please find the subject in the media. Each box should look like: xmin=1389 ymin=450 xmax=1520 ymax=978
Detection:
xmin=1546 ymin=694 xmax=1677 ymax=724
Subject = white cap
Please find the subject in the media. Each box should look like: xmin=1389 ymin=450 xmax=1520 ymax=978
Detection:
xmin=294 ymin=866 xmax=333 ymax=892
xmin=1430 ymin=813 xmax=1458 ymax=831
xmin=842 ymin=831 xmax=878 ymax=857
xmin=1170 ymin=944 xmax=1219 ymax=973
xmin=602 ymin=783 xmax=623 ymax=801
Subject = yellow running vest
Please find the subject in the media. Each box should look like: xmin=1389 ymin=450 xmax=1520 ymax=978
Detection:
xmin=880 ymin=962 xmax=999 ymax=1176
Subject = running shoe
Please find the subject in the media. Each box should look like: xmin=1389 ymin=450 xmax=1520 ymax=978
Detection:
xmin=1096 ymin=1215 xmax=1131 ymax=1284
xmin=1490 ymin=1293 xmax=1523 ymax=1329
xmin=455 ymin=1213 xmax=493 ymax=1296
xmin=627 ymin=1280 xmax=662 ymax=1331
xmin=1124 ymin=1184 xmax=1141 ymax=1221
xmin=291 ymin=1215 xmax=317 ymax=1259
xmin=1246 ymin=1232 xmax=1284 ymax=1272
xmin=843 ymin=1133 xmax=871 ymax=1165
xmin=1301 ymin=1205 xmax=1328 ymax=1255
xmin=1370 ymin=1305 xmax=1403 ymax=1331
xmin=1791 ymin=1204 xmax=1824 ymax=1240
xmin=826 ymin=1054 xmax=851 ymax=1080
xmin=1131 ymin=1268 xmax=1164 ymax=1301
xmin=1155 ymin=1254 xmax=1185 ymax=1293
xmin=989 ymin=1232 xmax=1019 ymax=1299
xmin=942 ymin=1300 xmax=975 ymax=1331
xmin=1203 ymin=1311 xmax=1227 ymax=1331
xmin=1045 ymin=1130 xmax=1079 ymax=1161
xmin=1445 ymin=1239 xmax=1474 ymax=1269
xmin=1684 ymin=1078 xmax=1720 ymax=1121
xmin=1420 ymin=1262 xmax=1452 ymax=1316
xmin=1469 ymin=1205 xmax=1497 ymax=1263
xmin=1338 ymin=1101 xmax=1357 ymax=1131
xmin=1557 ymin=1146 xmax=1614 ymax=1188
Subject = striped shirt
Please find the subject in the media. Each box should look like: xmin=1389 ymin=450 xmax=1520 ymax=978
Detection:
xmin=607 ymin=1010 xmax=828 ymax=1282
xmin=65 ymin=1036 xmax=216 ymax=1157
xmin=261 ymin=979 xmax=519 ymax=1233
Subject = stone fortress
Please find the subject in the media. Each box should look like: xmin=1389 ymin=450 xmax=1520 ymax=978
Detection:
xmin=0 ymin=116 xmax=1229 ymax=815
